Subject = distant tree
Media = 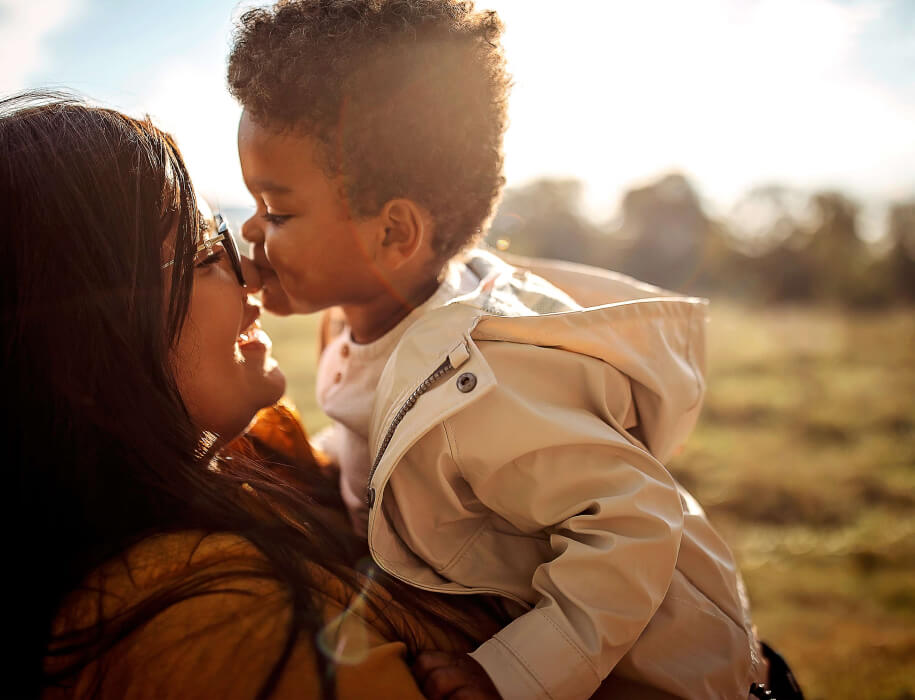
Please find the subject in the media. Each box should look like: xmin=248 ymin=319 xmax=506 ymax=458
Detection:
xmin=610 ymin=173 xmax=741 ymax=295
xmin=614 ymin=174 xmax=705 ymax=289
xmin=886 ymin=200 xmax=915 ymax=301
xmin=726 ymin=185 xmax=817 ymax=301
xmin=728 ymin=185 xmax=811 ymax=256
xmin=485 ymin=174 xmax=911 ymax=307
xmin=806 ymin=192 xmax=865 ymax=301
xmin=729 ymin=189 xmax=894 ymax=306
xmin=487 ymin=178 xmax=605 ymax=263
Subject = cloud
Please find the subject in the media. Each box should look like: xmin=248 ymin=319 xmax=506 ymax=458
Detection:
xmin=0 ymin=0 xmax=84 ymax=94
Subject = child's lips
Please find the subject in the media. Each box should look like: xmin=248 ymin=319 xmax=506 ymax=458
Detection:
xmin=259 ymin=267 xmax=283 ymax=295
xmin=250 ymin=243 xmax=275 ymax=273
xmin=258 ymin=269 xmax=295 ymax=316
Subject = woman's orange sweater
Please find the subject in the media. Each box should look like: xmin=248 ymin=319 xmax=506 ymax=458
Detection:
xmin=43 ymin=405 xmax=487 ymax=699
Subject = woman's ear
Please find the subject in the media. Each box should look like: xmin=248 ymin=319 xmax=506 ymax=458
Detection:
xmin=376 ymin=199 xmax=433 ymax=269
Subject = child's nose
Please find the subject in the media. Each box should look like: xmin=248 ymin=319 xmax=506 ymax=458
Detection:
xmin=241 ymin=214 xmax=264 ymax=248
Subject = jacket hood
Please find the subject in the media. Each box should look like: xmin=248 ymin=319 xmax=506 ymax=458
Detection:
xmin=454 ymin=249 xmax=709 ymax=463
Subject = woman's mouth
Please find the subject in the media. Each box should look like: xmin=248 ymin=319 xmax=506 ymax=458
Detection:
xmin=237 ymin=318 xmax=272 ymax=352
xmin=236 ymin=299 xmax=272 ymax=355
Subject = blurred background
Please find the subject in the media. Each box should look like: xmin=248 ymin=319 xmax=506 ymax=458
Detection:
xmin=5 ymin=0 xmax=913 ymax=697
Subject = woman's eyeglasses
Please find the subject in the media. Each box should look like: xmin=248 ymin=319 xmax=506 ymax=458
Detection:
xmin=162 ymin=213 xmax=246 ymax=287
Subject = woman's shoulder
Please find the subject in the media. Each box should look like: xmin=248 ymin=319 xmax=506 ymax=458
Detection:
xmin=47 ymin=531 xmax=426 ymax=699
xmin=53 ymin=531 xmax=268 ymax=624
xmin=53 ymin=529 xmax=398 ymax=636
xmin=49 ymin=532 xmax=287 ymax=672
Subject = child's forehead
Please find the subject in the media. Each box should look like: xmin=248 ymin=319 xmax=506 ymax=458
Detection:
xmin=239 ymin=115 xmax=333 ymax=190
xmin=239 ymin=110 xmax=316 ymax=154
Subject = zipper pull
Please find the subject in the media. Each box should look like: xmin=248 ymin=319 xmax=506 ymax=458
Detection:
xmin=447 ymin=342 xmax=470 ymax=369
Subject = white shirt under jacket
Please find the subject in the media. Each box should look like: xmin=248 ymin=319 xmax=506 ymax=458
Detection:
xmin=317 ymin=248 xmax=766 ymax=700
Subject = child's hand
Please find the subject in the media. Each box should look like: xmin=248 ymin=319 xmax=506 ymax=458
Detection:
xmin=412 ymin=651 xmax=501 ymax=700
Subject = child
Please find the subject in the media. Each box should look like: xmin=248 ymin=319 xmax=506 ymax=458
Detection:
xmin=228 ymin=1 xmax=768 ymax=698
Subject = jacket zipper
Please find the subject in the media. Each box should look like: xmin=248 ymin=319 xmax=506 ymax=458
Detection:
xmin=365 ymin=357 xmax=455 ymax=506
xmin=362 ymin=353 xmax=531 ymax=610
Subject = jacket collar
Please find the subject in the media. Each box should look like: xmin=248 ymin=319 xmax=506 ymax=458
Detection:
xmin=368 ymin=250 xmax=709 ymax=470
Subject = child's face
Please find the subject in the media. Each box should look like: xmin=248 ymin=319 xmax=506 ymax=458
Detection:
xmin=237 ymin=110 xmax=389 ymax=316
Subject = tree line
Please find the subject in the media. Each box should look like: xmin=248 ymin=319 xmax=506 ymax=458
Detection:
xmin=486 ymin=174 xmax=915 ymax=307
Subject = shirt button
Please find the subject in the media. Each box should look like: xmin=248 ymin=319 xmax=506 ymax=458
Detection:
xmin=340 ymin=344 xmax=350 ymax=358
xmin=334 ymin=372 xmax=343 ymax=384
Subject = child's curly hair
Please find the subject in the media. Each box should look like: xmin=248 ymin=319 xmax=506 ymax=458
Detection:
xmin=228 ymin=0 xmax=511 ymax=262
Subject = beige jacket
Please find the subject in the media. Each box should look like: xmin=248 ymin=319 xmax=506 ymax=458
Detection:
xmin=362 ymin=250 xmax=765 ymax=699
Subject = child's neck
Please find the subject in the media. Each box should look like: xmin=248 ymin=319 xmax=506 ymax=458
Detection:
xmin=343 ymin=275 xmax=442 ymax=344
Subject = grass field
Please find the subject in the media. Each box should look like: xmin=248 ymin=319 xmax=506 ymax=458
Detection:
xmin=261 ymin=305 xmax=915 ymax=700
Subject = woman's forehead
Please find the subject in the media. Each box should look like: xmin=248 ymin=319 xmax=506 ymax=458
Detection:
xmin=197 ymin=197 xmax=214 ymax=222
xmin=195 ymin=198 xmax=221 ymax=242
xmin=160 ymin=197 xmax=213 ymax=260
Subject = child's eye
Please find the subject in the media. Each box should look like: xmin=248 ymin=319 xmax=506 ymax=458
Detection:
xmin=262 ymin=212 xmax=291 ymax=226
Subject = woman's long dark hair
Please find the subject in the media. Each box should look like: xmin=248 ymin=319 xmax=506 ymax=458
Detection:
xmin=2 ymin=92 xmax=495 ymax=698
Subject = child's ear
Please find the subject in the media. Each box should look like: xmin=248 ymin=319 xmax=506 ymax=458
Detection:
xmin=376 ymin=199 xmax=433 ymax=269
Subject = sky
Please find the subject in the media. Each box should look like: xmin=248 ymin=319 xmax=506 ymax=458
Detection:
xmin=3 ymin=0 xmax=914 ymax=226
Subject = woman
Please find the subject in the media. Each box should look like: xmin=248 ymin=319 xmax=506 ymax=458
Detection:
xmin=3 ymin=92 xmax=501 ymax=699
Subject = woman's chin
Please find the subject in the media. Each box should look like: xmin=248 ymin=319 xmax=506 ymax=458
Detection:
xmin=237 ymin=332 xmax=286 ymax=393
xmin=244 ymin=349 xmax=286 ymax=404
xmin=261 ymin=359 xmax=287 ymax=404
xmin=212 ymin=364 xmax=288 ymax=447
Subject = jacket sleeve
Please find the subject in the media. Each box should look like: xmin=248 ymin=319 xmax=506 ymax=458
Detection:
xmin=448 ymin=347 xmax=686 ymax=700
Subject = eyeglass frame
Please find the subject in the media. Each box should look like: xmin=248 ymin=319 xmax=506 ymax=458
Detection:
xmin=161 ymin=212 xmax=246 ymax=287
